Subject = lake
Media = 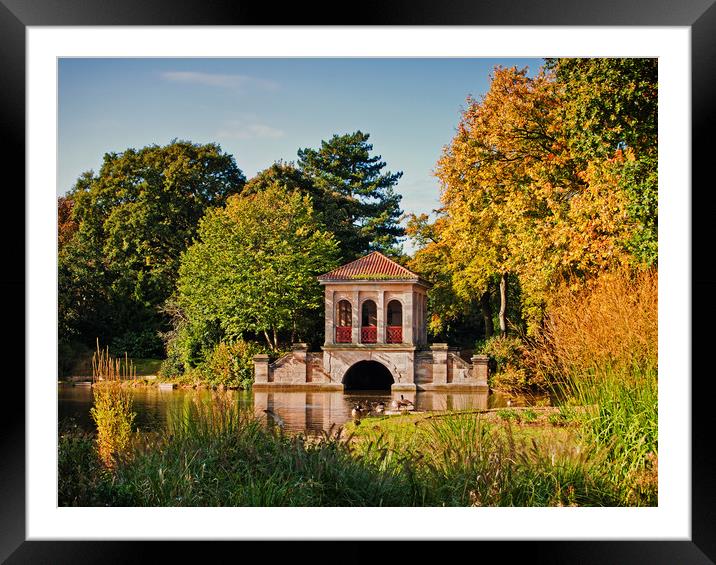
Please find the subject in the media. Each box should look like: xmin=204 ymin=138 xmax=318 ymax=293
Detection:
xmin=58 ymin=383 xmax=547 ymax=435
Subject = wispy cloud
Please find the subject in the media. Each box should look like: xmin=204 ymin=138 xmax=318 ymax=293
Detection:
xmin=160 ymin=71 xmax=279 ymax=92
xmin=216 ymin=119 xmax=285 ymax=140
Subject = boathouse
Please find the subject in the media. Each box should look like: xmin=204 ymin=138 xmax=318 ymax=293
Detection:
xmin=253 ymin=251 xmax=488 ymax=392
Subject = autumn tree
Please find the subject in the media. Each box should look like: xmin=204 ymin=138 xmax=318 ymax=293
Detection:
xmin=407 ymin=213 xmax=493 ymax=344
xmin=422 ymin=63 xmax=648 ymax=336
xmin=298 ymin=131 xmax=404 ymax=260
xmin=177 ymin=184 xmax=339 ymax=351
xmin=547 ymin=58 xmax=658 ymax=266
xmin=57 ymin=195 xmax=78 ymax=251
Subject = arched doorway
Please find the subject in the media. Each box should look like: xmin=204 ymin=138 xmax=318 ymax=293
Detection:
xmin=342 ymin=360 xmax=394 ymax=390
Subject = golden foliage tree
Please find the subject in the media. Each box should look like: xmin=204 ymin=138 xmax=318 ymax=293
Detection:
xmin=415 ymin=64 xmax=646 ymax=336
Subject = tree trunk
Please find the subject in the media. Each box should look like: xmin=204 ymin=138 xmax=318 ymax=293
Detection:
xmin=263 ymin=330 xmax=275 ymax=351
xmin=273 ymin=328 xmax=279 ymax=351
xmin=499 ymin=273 xmax=507 ymax=336
xmin=480 ymin=290 xmax=494 ymax=339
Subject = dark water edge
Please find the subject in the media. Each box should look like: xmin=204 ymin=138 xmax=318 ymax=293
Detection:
xmin=58 ymin=383 xmax=551 ymax=435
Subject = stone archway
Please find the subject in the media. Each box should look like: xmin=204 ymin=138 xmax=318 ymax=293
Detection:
xmin=342 ymin=360 xmax=395 ymax=390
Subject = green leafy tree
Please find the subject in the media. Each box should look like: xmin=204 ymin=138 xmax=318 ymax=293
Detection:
xmin=297 ymin=131 xmax=404 ymax=260
xmin=177 ymin=184 xmax=339 ymax=351
xmin=547 ymin=58 xmax=658 ymax=265
xmin=61 ymin=140 xmax=245 ymax=346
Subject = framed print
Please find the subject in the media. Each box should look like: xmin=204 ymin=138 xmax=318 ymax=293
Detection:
xmin=4 ymin=0 xmax=715 ymax=562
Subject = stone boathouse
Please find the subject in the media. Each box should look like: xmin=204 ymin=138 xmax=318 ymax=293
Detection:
xmin=253 ymin=251 xmax=488 ymax=393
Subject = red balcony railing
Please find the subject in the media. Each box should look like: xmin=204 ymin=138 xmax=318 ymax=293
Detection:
xmin=361 ymin=326 xmax=377 ymax=343
xmin=386 ymin=326 xmax=402 ymax=343
xmin=335 ymin=326 xmax=352 ymax=343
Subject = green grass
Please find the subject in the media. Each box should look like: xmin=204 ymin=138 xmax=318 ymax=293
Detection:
xmin=59 ymin=371 xmax=657 ymax=507
xmin=558 ymin=367 xmax=658 ymax=505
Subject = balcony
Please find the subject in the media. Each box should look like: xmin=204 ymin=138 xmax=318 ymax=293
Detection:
xmin=335 ymin=326 xmax=352 ymax=343
xmin=386 ymin=325 xmax=402 ymax=344
xmin=361 ymin=326 xmax=377 ymax=344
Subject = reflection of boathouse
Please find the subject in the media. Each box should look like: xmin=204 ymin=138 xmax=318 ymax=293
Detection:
xmin=254 ymin=251 xmax=488 ymax=392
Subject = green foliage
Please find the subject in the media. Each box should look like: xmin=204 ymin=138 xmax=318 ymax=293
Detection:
xmin=189 ymin=340 xmax=266 ymax=389
xmin=58 ymin=432 xmax=114 ymax=506
xmin=178 ymin=184 xmax=339 ymax=350
xmin=563 ymin=368 xmax=658 ymax=505
xmin=522 ymin=409 xmax=538 ymax=423
xmin=111 ymin=329 xmax=164 ymax=358
xmin=479 ymin=335 xmax=524 ymax=373
xmin=59 ymin=141 xmax=245 ymax=348
xmin=548 ymin=58 xmax=658 ymax=267
xmin=298 ymin=131 xmax=404 ymax=260
xmin=497 ymin=409 xmax=520 ymax=422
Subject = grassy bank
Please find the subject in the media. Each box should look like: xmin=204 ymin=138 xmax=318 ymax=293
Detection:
xmin=59 ymin=396 xmax=653 ymax=507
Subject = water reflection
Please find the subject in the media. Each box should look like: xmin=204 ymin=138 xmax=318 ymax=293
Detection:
xmin=59 ymin=384 xmax=544 ymax=436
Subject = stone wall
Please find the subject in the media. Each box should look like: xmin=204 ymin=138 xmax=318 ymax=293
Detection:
xmin=254 ymin=344 xmax=489 ymax=390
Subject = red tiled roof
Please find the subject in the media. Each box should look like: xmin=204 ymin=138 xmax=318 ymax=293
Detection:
xmin=318 ymin=251 xmax=419 ymax=281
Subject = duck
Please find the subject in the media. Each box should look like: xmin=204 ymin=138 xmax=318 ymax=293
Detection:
xmin=399 ymin=394 xmax=414 ymax=407
xmin=263 ymin=408 xmax=285 ymax=428
xmin=374 ymin=401 xmax=385 ymax=414
xmin=351 ymin=404 xmax=367 ymax=419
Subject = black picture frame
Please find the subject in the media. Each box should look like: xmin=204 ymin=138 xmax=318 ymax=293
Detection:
xmin=4 ymin=1 xmax=714 ymax=562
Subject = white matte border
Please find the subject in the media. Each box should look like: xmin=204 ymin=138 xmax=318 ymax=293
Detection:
xmin=28 ymin=26 xmax=690 ymax=540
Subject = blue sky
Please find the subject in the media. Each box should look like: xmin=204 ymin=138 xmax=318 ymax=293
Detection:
xmin=59 ymin=58 xmax=542 ymax=227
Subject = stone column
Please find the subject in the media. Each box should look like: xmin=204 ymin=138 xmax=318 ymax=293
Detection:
xmin=416 ymin=293 xmax=423 ymax=345
xmin=351 ymin=290 xmax=360 ymax=344
xmin=324 ymin=288 xmax=334 ymax=345
xmin=254 ymin=354 xmax=270 ymax=384
xmin=404 ymin=291 xmax=414 ymax=344
xmin=377 ymin=290 xmax=386 ymax=343
xmin=471 ymin=354 xmax=489 ymax=385
xmin=431 ymin=343 xmax=448 ymax=384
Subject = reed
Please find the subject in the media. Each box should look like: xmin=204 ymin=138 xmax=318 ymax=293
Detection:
xmin=528 ymin=267 xmax=659 ymax=505
xmin=90 ymin=340 xmax=137 ymax=469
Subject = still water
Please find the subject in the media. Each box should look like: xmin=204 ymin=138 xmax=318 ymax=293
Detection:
xmin=58 ymin=384 xmax=541 ymax=435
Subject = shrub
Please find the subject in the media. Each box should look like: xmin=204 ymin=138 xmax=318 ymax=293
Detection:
xmin=158 ymin=342 xmax=185 ymax=379
xmin=479 ymin=335 xmax=524 ymax=373
xmin=172 ymin=339 xmax=266 ymax=388
xmin=199 ymin=340 xmax=265 ymax=388
xmin=491 ymin=366 xmax=529 ymax=392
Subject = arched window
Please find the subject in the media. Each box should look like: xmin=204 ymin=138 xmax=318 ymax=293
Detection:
xmin=387 ymin=300 xmax=402 ymax=326
xmin=386 ymin=300 xmax=403 ymax=343
xmin=361 ymin=300 xmax=377 ymax=326
xmin=361 ymin=300 xmax=377 ymax=343
xmin=337 ymin=300 xmax=352 ymax=327
xmin=335 ymin=300 xmax=352 ymax=343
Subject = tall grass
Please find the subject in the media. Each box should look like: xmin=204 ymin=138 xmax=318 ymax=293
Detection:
xmin=534 ymin=267 xmax=657 ymax=381
xmin=91 ymin=396 xmax=416 ymax=506
xmin=530 ymin=268 xmax=658 ymax=505
xmin=90 ymin=341 xmax=137 ymax=469
xmin=351 ymin=413 xmax=620 ymax=506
